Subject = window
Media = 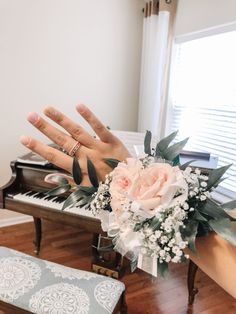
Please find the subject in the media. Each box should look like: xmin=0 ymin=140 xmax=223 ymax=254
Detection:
xmin=168 ymin=28 xmax=236 ymax=199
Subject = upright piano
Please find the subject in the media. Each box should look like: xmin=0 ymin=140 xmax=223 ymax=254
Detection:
xmin=0 ymin=154 xmax=123 ymax=278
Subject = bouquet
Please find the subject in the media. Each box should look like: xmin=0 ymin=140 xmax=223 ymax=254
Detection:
xmin=46 ymin=131 xmax=236 ymax=277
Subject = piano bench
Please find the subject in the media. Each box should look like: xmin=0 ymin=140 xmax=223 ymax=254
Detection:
xmin=0 ymin=247 xmax=127 ymax=314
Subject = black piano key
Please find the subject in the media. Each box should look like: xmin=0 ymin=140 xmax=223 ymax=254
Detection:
xmin=35 ymin=192 xmax=45 ymax=199
xmin=56 ymin=197 xmax=66 ymax=204
xmin=32 ymin=192 xmax=41 ymax=199
xmin=25 ymin=191 xmax=35 ymax=196
xmin=44 ymin=195 xmax=56 ymax=201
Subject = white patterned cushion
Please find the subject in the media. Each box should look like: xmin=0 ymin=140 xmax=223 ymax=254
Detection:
xmin=0 ymin=247 xmax=125 ymax=314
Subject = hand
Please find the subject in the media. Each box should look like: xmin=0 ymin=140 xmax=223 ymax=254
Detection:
xmin=20 ymin=104 xmax=131 ymax=186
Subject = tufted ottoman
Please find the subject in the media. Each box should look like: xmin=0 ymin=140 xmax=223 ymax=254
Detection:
xmin=0 ymin=247 xmax=127 ymax=314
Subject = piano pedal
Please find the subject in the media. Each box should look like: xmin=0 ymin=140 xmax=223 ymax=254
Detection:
xmin=92 ymin=264 xmax=120 ymax=279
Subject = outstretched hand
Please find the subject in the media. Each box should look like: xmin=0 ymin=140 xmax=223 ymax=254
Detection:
xmin=20 ymin=104 xmax=130 ymax=186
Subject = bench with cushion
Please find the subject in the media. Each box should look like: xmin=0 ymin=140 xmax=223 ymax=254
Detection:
xmin=0 ymin=247 xmax=127 ymax=314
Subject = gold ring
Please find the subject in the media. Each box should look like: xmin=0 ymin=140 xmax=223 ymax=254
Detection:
xmin=68 ymin=141 xmax=81 ymax=157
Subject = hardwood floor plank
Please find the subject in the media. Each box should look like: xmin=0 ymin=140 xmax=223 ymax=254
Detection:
xmin=0 ymin=221 xmax=235 ymax=314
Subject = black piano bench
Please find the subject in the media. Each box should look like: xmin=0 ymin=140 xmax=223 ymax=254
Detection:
xmin=0 ymin=247 xmax=127 ymax=314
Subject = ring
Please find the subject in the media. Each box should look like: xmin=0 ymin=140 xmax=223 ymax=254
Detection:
xmin=68 ymin=141 xmax=81 ymax=157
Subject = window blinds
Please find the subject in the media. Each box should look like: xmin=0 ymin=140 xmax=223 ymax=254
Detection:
xmin=169 ymin=30 xmax=236 ymax=198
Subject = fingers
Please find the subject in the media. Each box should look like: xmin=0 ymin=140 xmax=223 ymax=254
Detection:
xmin=76 ymin=104 xmax=118 ymax=143
xmin=19 ymin=136 xmax=73 ymax=173
xmin=27 ymin=112 xmax=88 ymax=157
xmin=43 ymin=106 xmax=97 ymax=148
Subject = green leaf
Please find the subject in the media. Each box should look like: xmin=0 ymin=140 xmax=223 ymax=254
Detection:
xmin=180 ymin=160 xmax=196 ymax=170
xmin=208 ymin=218 xmax=236 ymax=246
xmin=79 ymin=186 xmax=97 ymax=195
xmin=46 ymin=184 xmax=71 ymax=196
xmin=62 ymin=189 xmax=84 ymax=210
xmin=130 ymin=257 xmax=138 ymax=273
xmin=207 ymin=164 xmax=232 ymax=190
xmin=144 ymin=130 xmax=152 ymax=155
xmin=197 ymin=221 xmax=212 ymax=237
xmin=87 ymin=157 xmax=99 ymax=188
xmin=104 ymin=158 xmax=120 ymax=169
xmin=97 ymin=244 xmax=114 ymax=252
xmin=72 ymin=157 xmax=83 ymax=185
xmin=198 ymin=198 xmax=236 ymax=222
xmin=76 ymin=196 xmax=92 ymax=207
xmin=172 ymin=155 xmax=180 ymax=166
xmin=155 ymin=131 xmax=178 ymax=156
xmin=133 ymin=222 xmax=143 ymax=232
xmin=47 ymin=175 xmax=69 ymax=185
xmin=181 ymin=220 xmax=199 ymax=254
xmin=164 ymin=137 xmax=189 ymax=161
xmin=192 ymin=210 xmax=208 ymax=222
xmin=221 ymin=200 xmax=236 ymax=211
xmin=157 ymin=261 xmax=169 ymax=278
xmin=149 ymin=217 xmax=162 ymax=231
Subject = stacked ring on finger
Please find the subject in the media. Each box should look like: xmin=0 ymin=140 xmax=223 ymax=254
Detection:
xmin=68 ymin=141 xmax=81 ymax=157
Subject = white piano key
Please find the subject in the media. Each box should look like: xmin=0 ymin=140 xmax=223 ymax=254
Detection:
xmin=13 ymin=190 xmax=99 ymax=219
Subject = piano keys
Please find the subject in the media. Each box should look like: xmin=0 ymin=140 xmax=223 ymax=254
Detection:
xmin=0 ymin=156 xmax=123 ymax=278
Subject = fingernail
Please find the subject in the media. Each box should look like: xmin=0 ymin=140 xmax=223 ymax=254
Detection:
xmin=44 ymin=106 xmax=57 ymax=116
xmin=20 ymin=135 xmax=30 ymax=146
xmin=27 ymin=112 xmax=39 ymax=124
xmin=76 ymin=104 xmax=86 ymax=113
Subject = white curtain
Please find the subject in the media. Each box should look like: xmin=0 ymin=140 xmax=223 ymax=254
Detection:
xmin=138 ymin=1 xmax=170 ymax=139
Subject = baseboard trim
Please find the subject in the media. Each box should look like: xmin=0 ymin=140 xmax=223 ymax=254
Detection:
xmin=0 ymin=215 xmax=33 ymax=228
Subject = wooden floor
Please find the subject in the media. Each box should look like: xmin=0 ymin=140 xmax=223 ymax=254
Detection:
xmin=0 ymin=221 xmax=235 ymax=314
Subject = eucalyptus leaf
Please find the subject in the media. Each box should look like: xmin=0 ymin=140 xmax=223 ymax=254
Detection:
xmin=130 ymin=257 xmax=138 ymax=273
xmin=164 ymin=137 xmax=189 ymax=161
xmin=72 ymin=157 xmax=83 ymax=185
xmin=180 ymin=160 xmax=197 ymax=170
xmin=62 ymin=189 xmax=84 ymax=210
xmin=47 ymin=175 xmax=69 ymax=185
xmin=97 ymin=244 xmax=114 ymax=252
xmin=155 ymin=131 xmax=178 ymax=156
xmin=197 ymin=221 xmax=212 ymax=237
xmin=144 ymin=130 xmax=152 ymax=155
xmin=149 ymin=218 xmax=162 ymax=231
xmin=157 ymin=261 xmax=169 ymax=278
xmin=207 ymin=164 xmax=232 ymax=190
xmin=79 ymin=186 xmax=97 ymax=195
xmin=133 ymin=222 xmax=143 ymax=232
xmin=104 ymin=158 xmax=120 ymax=169
xmin=181 ymin=220 xmax=199 ymax=254
xmin=208 ymin=218 xmax=236 ymax=246
xmin=198 ymin=198 xmax=236 ymax=222
xmin=87 ymin=157 xmax=99 ymax=188
xmin=192 ymin=210 xmax=208 ymax=222
xmin=221 ymin=200 xmax=236 ymax=211
xmin=76 ymin=196 xmax=91 ymax=207
xmin=172 ymin=155 xmax=180 ymax=166
xmin=46 ymin=184 xmax=71 ymax=196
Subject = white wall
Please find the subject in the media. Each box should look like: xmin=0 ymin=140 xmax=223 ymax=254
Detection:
xmin=175 ymin=0 xmax=236 ymax=36
xmin=0 ymin=0 xmax=143 ymax=193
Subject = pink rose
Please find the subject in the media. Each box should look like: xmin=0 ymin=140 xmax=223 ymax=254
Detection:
xmin=110 ymin=159 xmax=188 ymax=214
xmin=109 ymin=158 xmax=142 ymax=211
xmin=129 ymin=163 xmax=187 ymax=212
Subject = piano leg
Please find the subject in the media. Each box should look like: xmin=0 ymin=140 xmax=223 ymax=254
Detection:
xmin=91 ymin=233 xmax=124 ymax=279
xmin=33 ymin=217 xmax=42 ymax=255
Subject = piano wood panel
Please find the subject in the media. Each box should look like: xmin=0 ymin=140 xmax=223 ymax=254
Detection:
xmin=5 ymin=198 xmax=103 ymax=234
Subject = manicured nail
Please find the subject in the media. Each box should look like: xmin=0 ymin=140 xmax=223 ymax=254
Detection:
xmin=76 ymin=104 xmax=87 ymax=113
xmin=20 ymin=135 xmax=30 ymax=146
xmin=27 ymin=112 xmax=39 ymax=124
xmin=44 ymin=106 xmax=57 ymax=116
